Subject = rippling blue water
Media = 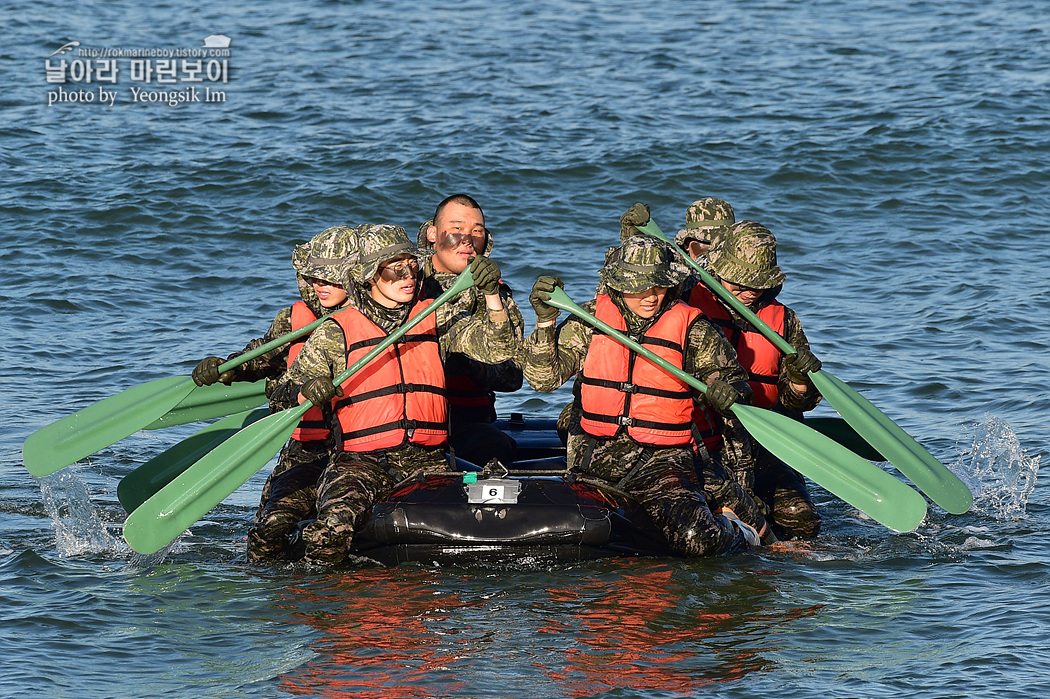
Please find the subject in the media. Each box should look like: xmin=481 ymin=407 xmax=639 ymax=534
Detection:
xmin=2 ymin=1 xmax=1048 ymax=697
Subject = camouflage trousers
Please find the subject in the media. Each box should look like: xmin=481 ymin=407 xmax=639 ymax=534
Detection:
xmin=753 ymin=444 xmax=821 ymax=540
xmin=246 ymin=440 xmax=329 ymax=562
xmin=695 ymin=448 xmax=770 ymax=538
xmin=572 ymin=436 xmax=746 ymax=557
xmin=301 ymin=444 xmax=448 ymax=566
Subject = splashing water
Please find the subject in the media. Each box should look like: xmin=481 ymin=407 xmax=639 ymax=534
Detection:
xmin=952 ymin=416 xmax=1040 ymax=520
xmin=38 ymin=471 xmax=122 ymax=556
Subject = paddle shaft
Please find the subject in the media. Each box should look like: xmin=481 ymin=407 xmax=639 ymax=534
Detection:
xmin=213 ymin=304 xmax=353 ymax=375
xmin=147 ymin=299 xmax=363 ymax=429
xmin=636 ymin=220 xmax=796 ymax=355
xmin=546 ymin=287 xmax=711 ymax=396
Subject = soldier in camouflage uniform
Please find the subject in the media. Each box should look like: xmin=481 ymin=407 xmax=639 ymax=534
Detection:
xmin=270 ymin=223 xmax=518 ymax=566
xmin=692 ymin=221 xmax=824 ymax=539
xmin=417 ymin=193 xmax=524 ymax=467
xmin=191 ymin=225 xmax=358 ymax=561
xmin=615 ymin=203 xmax=773 ymax=534
xmin=522 ymin=236 xmax=771 ymax=557
xmin=674 ymin=198 xmax=736 ymax=266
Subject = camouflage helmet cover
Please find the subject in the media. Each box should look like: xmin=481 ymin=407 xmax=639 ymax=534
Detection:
xmin=674 ymin=198 xmax=736 ymax=248
xmin=706 ymin=221 xmax=786 ymax=290
xmin=292 ymin=224 xmax=359 ymax=285
xmin=349 ymin=223 xmax=430 ymax=286
xmin=599 ymin=235 xmax=691 ymax=294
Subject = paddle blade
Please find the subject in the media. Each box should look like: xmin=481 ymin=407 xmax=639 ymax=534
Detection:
xmin=23 ymin=376 xmax=196 ymax=477
xmin=809 ymin=370 xmax=972 ymax=514
xmin=123 ymin=407 xmax=302 ymax=554
xmin=803 ymin=416 xmax=886 ymax=462
xmin=144 ymin=380 xmax=268 ymax=429
xmin=118 ymin=407 xmax=271 ymax=514
xmin=735 ymin=404 xmax=928 ymax=532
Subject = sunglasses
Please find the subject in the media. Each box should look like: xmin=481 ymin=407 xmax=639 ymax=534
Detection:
xmin=378 ymin=258 xmax=421 ymax=281
xmin=305 ymin=276 xmax=343 ymax=289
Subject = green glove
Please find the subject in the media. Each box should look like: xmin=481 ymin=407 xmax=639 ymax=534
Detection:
xmin=191 ymin=356 xmax=237 ymax=387
xmin=619 ymin=202 xmax=651 ymax=242
xmin=469 ymin=256 xmax=501 ymax=295
xmin=705 ymin=378 xmax=741 ymax=416
xmin=783 ymin=348 xmax=822 ymax=384
xmin=300 ymin=376 xmax=343 ymax=406
xmin=529 ymin=276 xmax=564 ymax=323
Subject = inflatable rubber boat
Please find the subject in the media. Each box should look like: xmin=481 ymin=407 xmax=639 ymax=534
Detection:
xmin=289 ymin=416 xmax=672 ymax=566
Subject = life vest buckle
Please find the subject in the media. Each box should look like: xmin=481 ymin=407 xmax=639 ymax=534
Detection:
xmin=619 ymin=382 xmax=637 ymax=393
xmin=617 ymin=416 xmax=634 ymax=427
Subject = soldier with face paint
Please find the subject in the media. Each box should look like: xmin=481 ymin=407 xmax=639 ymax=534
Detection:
xmin=522 ymin=236 xmax=772 ymax=557
xmin=687 ymin=222 xmax=824 ymax=540
xmin=417 ymin=194 xmax=524 ymax=467
xmin=270 ymin=223 xmax=519 ymax=566
xmin=190 ymin=224 xmax=359 ymax=561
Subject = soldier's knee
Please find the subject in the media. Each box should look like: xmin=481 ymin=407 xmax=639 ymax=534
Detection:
xmin=675 ymin=529 xmax=742 ymax=558
xmin=773 ymin=501 xmax=821 ymax=540
xmin=301 ymin=518 xmax=353 ymax=566
xmin=665 ymin=514 xmax=743 ymax=558
xmin=246 ymin=526 xmax=286 ymax=563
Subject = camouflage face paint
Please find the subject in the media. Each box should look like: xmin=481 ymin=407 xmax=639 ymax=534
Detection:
xmin=436 ymin=229 xmax=485 ymax=254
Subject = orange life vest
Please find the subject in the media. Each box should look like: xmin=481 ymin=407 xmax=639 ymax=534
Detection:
xmin=579 ymin=295 xmax=700 ymax=446
xmin=330 ymin=300 xmax=447 ymax=452
xmin=686 ymin=285 xmax=786 ymax=409
xmin=288 ymin=301 xmax=330 ymax=443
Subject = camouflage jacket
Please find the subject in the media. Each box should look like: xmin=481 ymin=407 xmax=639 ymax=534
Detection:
xmin=521 ymin=299 xmax=758 ymax=486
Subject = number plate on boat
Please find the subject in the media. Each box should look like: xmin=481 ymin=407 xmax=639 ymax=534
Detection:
xmin=467 ymin=479 xmax=521 ymax=504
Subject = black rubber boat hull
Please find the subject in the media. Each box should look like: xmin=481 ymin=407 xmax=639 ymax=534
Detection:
xmin=287 ymin=416 xmax=672 ymax=566
xmin=351 ymin=469 xmax=672 ymax=566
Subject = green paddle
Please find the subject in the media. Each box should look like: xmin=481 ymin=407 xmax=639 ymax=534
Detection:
xmin=23 ymin=310 xmax=340 ymax=477
xmin=144 ymin=380 xmax=267 ymax=430
xmin=123 ymin=268 xmax=476 ymax=555
xmin=544 ymin=286 xmax=927 ymax=533
xmin=118 ymin=407 xmax=271 ymax=514
xmin=637 ymin=219 xmax=972 ymax=515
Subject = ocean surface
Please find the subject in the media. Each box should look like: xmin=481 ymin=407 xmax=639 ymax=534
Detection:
xmin=2 ymin=0 xmax=1048 ymax=696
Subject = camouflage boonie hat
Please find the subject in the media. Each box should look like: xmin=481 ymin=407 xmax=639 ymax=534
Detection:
xmin=292 ymin=225 xmax=359 ymax=285
xmin=674 ymin=198 xmax=735 ymax=248
xmin=599 ymin=235 xmax=691 ymax=294
xmin=707 ymin=221 xmax=786 ymax=290
xmin=349 ymin=223 xmax=429 ymax=286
